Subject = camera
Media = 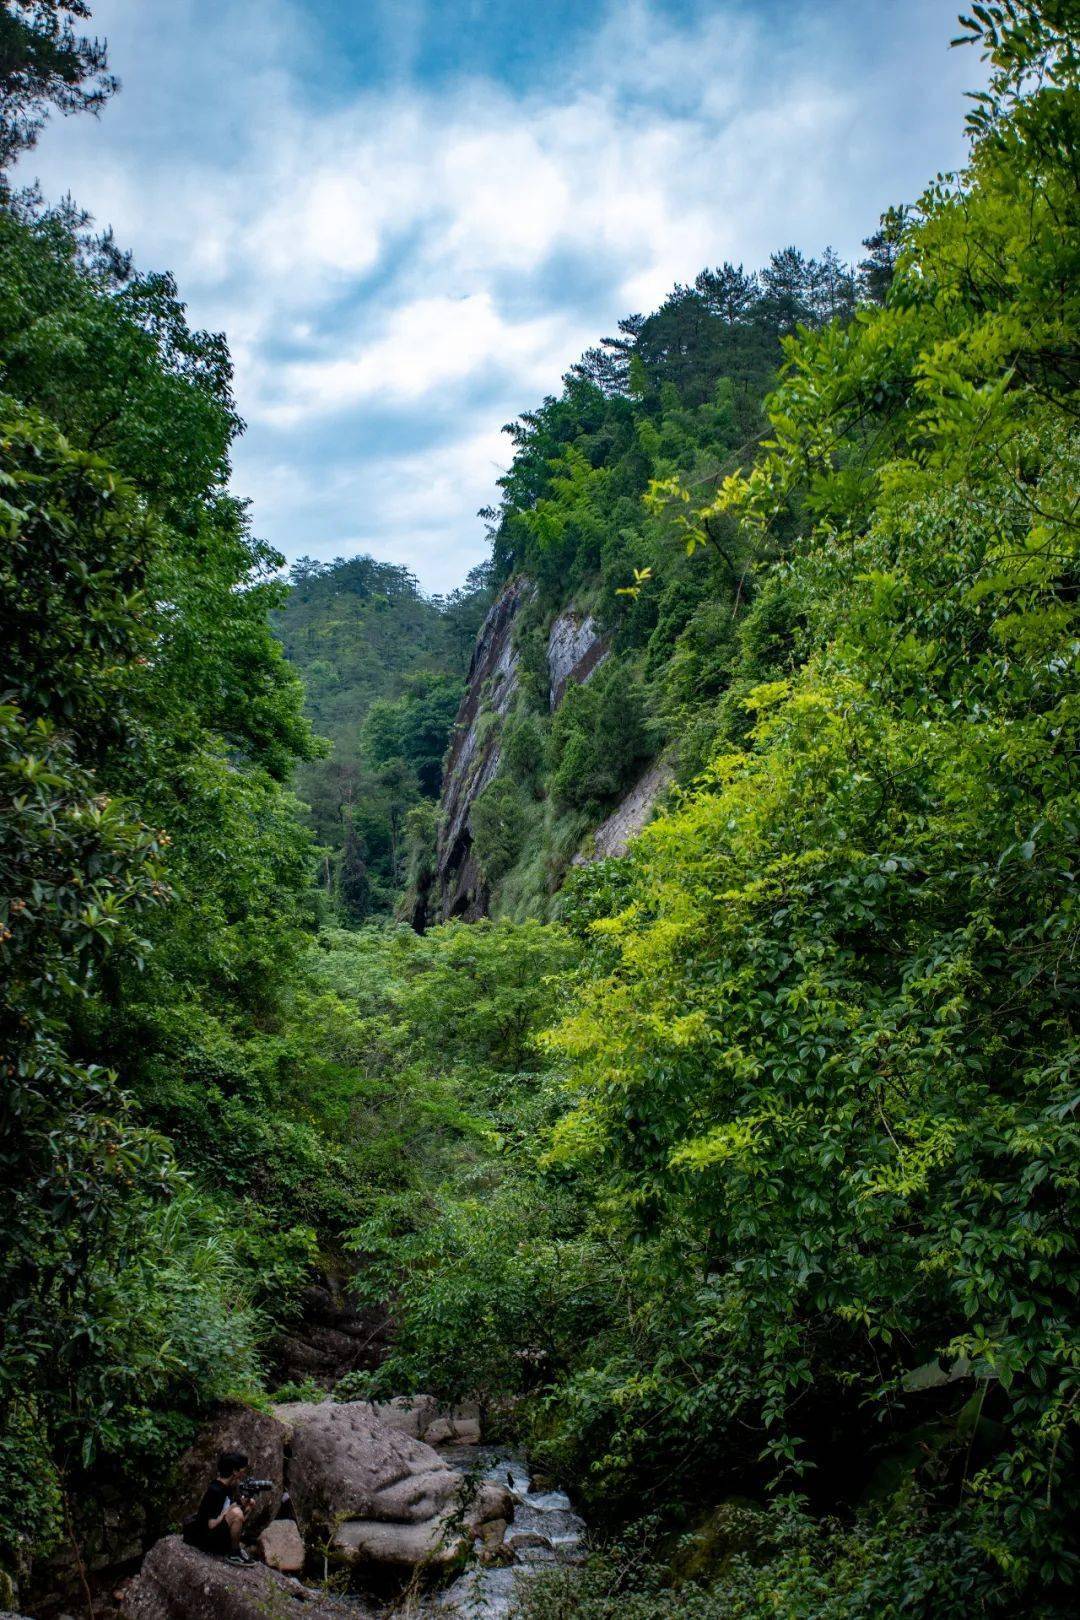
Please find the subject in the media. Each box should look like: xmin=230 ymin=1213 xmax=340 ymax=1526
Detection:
xmin=236 ymin=1477 xmax=274 ymax=1498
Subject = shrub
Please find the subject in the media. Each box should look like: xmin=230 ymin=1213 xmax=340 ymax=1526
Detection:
xmin=472 ymin=778 xmax=528 ymax=883
xmin=549 ymin=661 xmax=651 ymax=814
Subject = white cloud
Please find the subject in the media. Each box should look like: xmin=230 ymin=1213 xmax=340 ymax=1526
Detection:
xmin=23 ymin=0 xmax=978 ymax=590
xmin=233 ymin=421 xmax=513 ymax=594
xmin=253 ymin=291 xmax=584 ymax=425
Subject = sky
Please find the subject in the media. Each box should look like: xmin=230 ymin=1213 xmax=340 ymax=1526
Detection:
xmin=23 ymin=0 xmax=982 ymax=594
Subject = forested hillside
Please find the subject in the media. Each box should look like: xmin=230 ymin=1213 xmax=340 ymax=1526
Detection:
xmin=274 ymin=555 xmax=489 ymax=913
xmin=1 ymin=3 xmax=1077 ymax=1619
xmin=428 ymin=238 xmax=888 ymax=923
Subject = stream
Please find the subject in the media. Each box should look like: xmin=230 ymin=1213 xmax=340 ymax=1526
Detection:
xmin=407 ymin=1445 xmax=587 ymax=1619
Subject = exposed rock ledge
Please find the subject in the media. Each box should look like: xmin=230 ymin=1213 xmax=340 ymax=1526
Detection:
xmin=436 ymin=582 xmax=613 ymax=921
xmin=546 ymin=608 xmax=608 ymax=708
xmin=574 ymin=758 xmax=674 ymax=865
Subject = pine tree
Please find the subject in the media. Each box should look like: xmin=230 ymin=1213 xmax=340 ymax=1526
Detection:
xmin=0 ymin=1 xmax=116 ymax=166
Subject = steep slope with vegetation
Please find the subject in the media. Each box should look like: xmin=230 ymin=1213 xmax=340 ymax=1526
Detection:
xmin=337 ymin=3 xmax=1080 ymax=1613
xmin=1 ymin=3 xmax=1076 ymax=1619
xmin=432 ymin=237 xmax=901 ymax=921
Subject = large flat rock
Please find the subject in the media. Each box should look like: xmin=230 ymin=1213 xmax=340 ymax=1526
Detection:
xmin=119 ymin=1536 xmax=372 ymax=1620
xmin=279 ymin=1401 xmax=509 ymax=1573
xmin=273 ymin=1394 xmax=480 ymax=1447
xmin=286 ymin=1401 xmax=457 ymax=1530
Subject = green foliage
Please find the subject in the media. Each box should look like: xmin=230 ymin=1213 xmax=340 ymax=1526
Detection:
xmin=285 ymin=920 xmax=586 ymax=1403
xmin=549 ymin=661 xmax=652 ymax=814
xmin=471 ymin=777 xmax=528 ymax=884
xmin=0 ymin=414 xmax=179 ymax=1542
xmin=2 ymin=9 xmax=1076 ymax=1619
xmin=0 ymin=2 xmax=116 ymax=167
xmin=491 ymin=244 xmax=862 ymax=611
xmin=523 ymin=8 xmax=1079 ymax=1599
xmin=275 ymin=554 xmax=485 ymax=912
xmin=268 ymin=1378 xmax=326 ymax=1406
xmin=502 ymin=707 xmax=549 ymax=795
xmin=0 ymin=205 xmax=240 ymax=507
xmin=0 ymin=1403 xmax=63 ymax=1579
xmin=360 ymin=672 xmax=462 ymax=797
xmin=0 ymin=196 xmax=323 ymax=1580
xmin=301 ymin=11 xmax=1079 ymax=1615
xmin=512 ymin=1502 xmax=1026 ymax=1619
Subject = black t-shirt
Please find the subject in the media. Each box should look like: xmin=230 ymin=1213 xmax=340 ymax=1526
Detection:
xmin=195 ymin=1480 xmax=230 ymax=1532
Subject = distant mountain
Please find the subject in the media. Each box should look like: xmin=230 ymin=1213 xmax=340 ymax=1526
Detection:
xmin=275 ymin=554 xmax=490 ymax=913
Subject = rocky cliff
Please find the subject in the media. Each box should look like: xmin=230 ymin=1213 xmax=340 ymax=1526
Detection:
xmin=545 ymin=607 xmax=609 ymax=707
xmin=572 ymin=757 xmax=674 ymax=866
xmin=436 ymin=576 xmax=536 ymax=920
xmin=436 ymin=581 xmax=635 ymax=920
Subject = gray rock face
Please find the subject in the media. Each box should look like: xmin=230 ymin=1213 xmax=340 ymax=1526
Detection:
xmin=573 ymin=758 xmax=673 ymax=865
xmin=119 ymin=1536 xmax=370 ymax=1620
xmin=436 ymin=581 xmax=618 ymax=920
xmin=282 ymin=1402 xmax=509 ymax=1572
xmin=272 ymin=1395 xmax=479 ymax=1448
xmin=170 ymin=1404 xmax=286 ymax=1540
xmin=269 ymin=1269 xmax=387 ymax=1391
xmin=546 ymin=610 xmax=608 ymax=709
xmin=437 ymin=576 xmax=535 ymax=921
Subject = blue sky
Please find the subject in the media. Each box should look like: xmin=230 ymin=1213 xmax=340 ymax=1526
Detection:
xmin=24 ymin=1 xmax=981 ymax=593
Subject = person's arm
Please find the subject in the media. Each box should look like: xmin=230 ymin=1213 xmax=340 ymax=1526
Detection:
xmin=205 ymin=1483 xmax=229 ymax=1530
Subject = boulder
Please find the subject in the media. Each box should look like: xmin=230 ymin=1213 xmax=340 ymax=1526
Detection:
xmin=288 ymin=1401 xmax=457 ymax=1529
xmin=505 ymin=1530 xmax=550 ymax=1554
xmin=370 ymin=1395 xmax=480 ymax=1447
xmin=420 ymin=1401 xmax=481 ymax=1448
xmin=170 ymin=1404 xmax=286 ymax=1539
xmin=256 ymin=1521 xmax=306 ymax=1575
xmin=326 ymin=1483 xmax=512 ymax=1572
xmin=272 ymin=1395 xmax=481 ymax=1448
xmin=269 ymin=1400 xmax=326 ymax=1442
xmin=282 ymin=1402 xmax=509 ymax=1572
xmin=119 ymin=1536 xmax=371 ymax=1620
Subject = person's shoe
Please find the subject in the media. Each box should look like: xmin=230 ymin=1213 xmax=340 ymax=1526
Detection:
xmin=228 ymin=1549 xmax=253 ymax=1565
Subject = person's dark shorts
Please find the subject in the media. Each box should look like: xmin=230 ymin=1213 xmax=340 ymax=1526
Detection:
xmin=189 ymin=1521 xmax=233 ymax=1555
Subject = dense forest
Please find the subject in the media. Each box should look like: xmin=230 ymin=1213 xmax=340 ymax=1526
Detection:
xmin=274 ymin=554 xmax=490 ymax=913
xmin=1 ymin=3 xmax=1077 ymax=1619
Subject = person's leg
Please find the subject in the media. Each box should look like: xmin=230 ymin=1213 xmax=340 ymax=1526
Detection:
xmin=224 ymin=1505 xmax=244 ymax=1550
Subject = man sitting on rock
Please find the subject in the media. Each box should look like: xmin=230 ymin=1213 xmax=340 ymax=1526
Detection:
xmin=186 ymin=1450 xmax=254 ymax=1564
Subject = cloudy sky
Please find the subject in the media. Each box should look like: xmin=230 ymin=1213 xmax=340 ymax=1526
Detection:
xmin=24 ymin=0 xmax=979 ymax=592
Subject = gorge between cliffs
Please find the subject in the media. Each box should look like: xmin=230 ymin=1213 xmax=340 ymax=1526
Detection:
xmin=2 ymin=5 xmax=1078 ymax=1619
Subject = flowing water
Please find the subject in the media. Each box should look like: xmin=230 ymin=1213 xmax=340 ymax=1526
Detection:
xmin=407 ymin=1445 xmax=587 ymax=1619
